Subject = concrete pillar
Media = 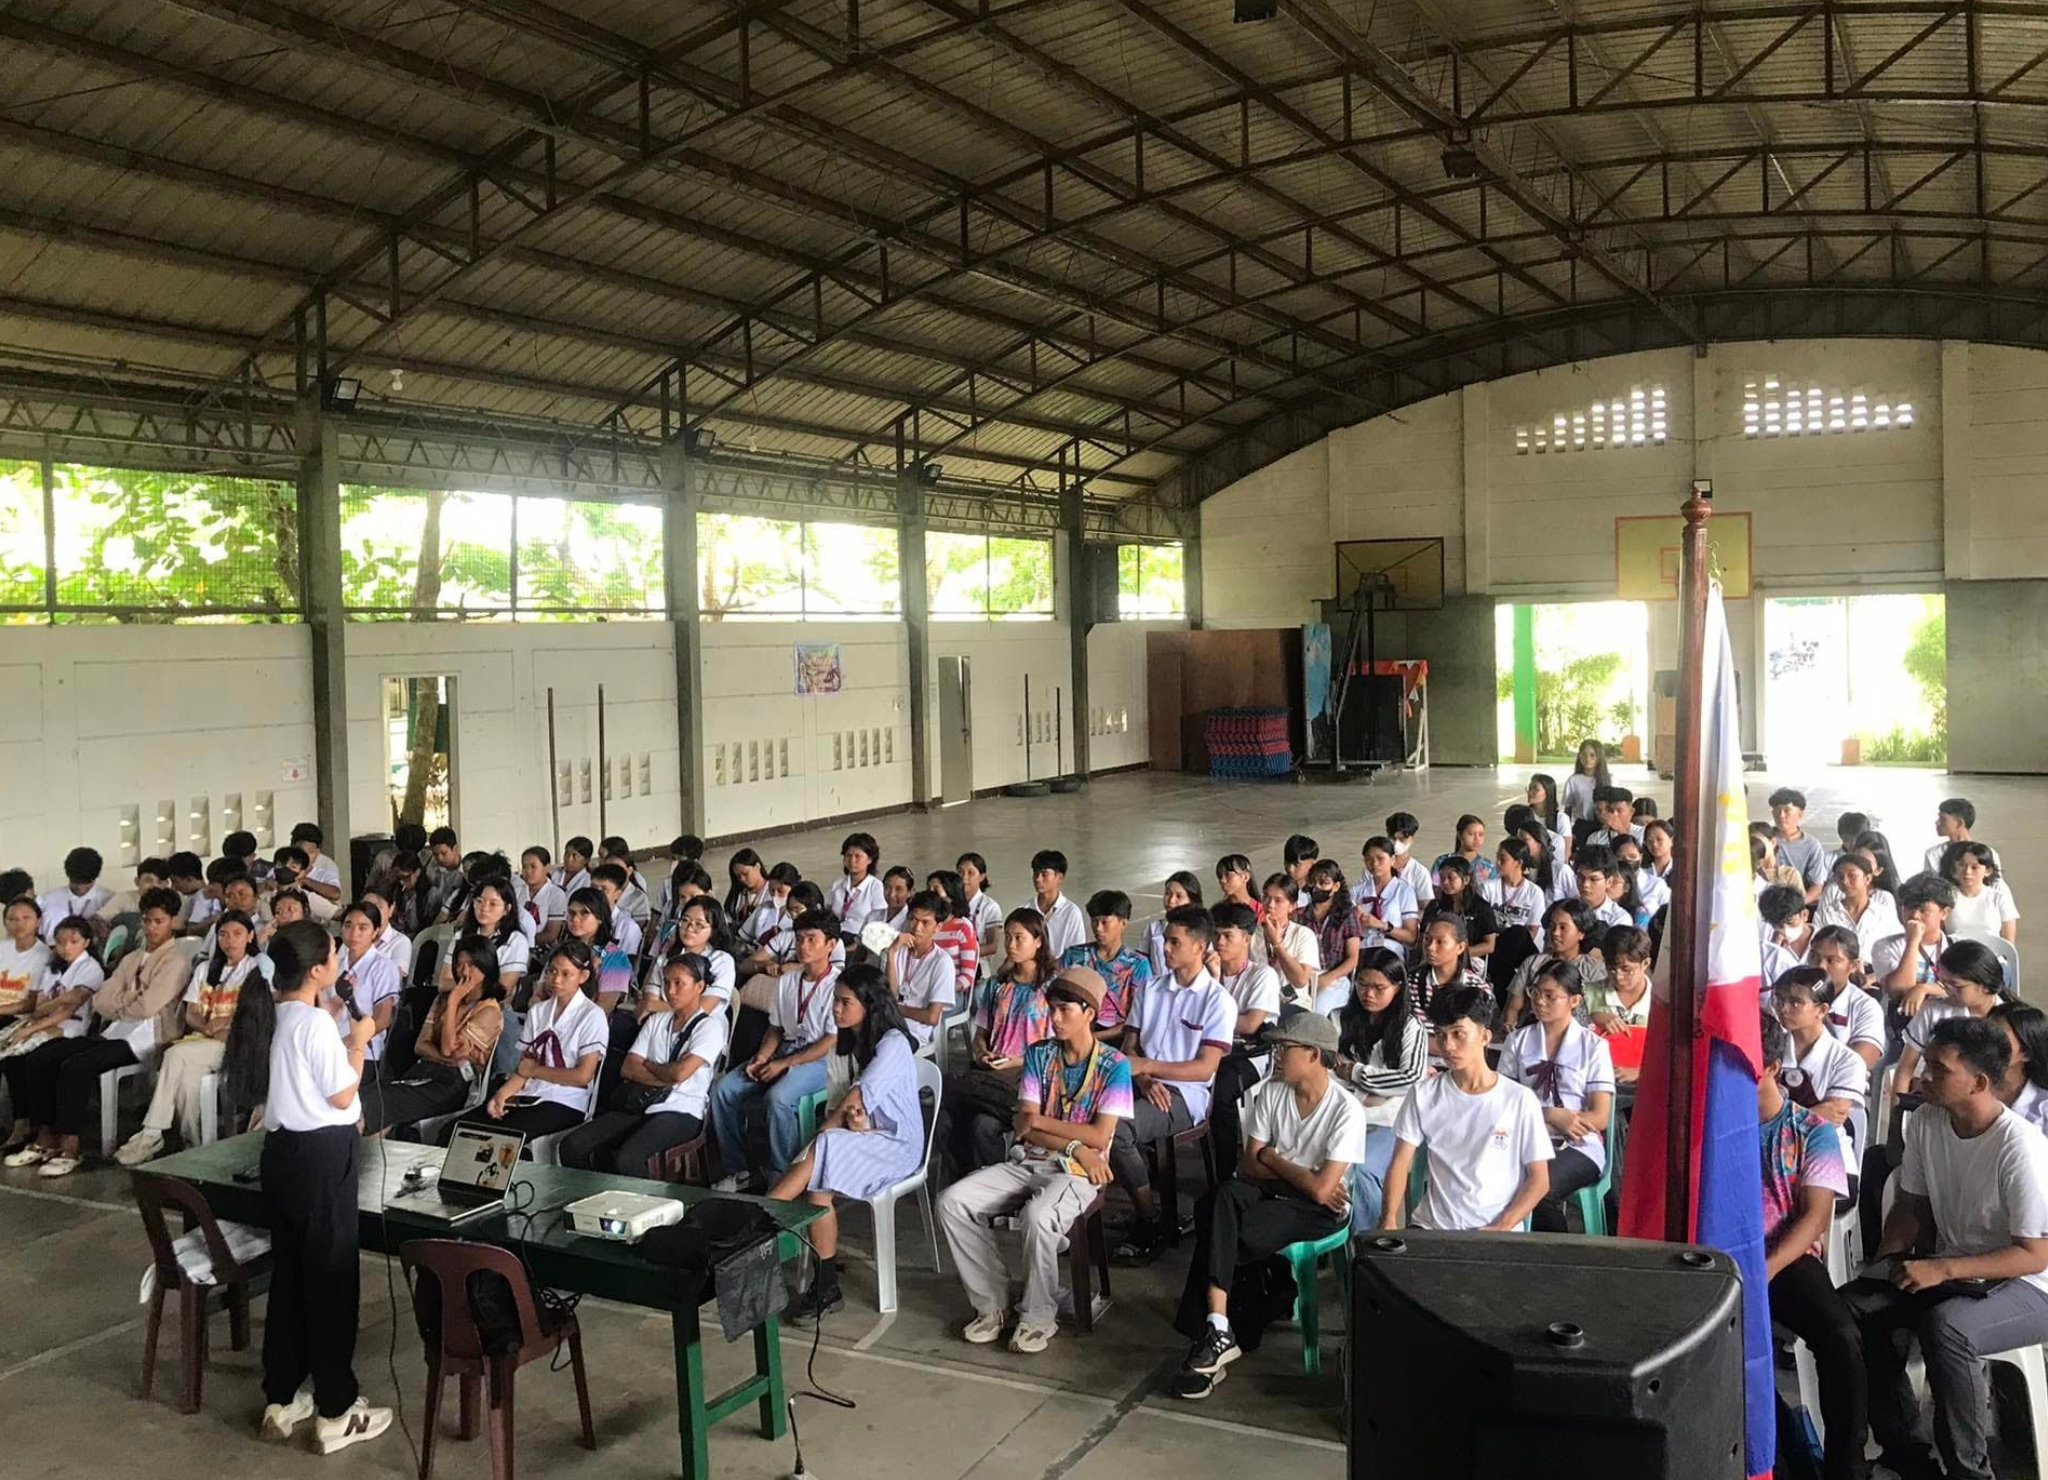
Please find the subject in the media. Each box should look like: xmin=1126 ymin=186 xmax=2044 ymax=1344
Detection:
xmin=1941 ymin=341 xmax=1973 ymax=581
xmin=1059 ymin=484 xmax=1091 ymax=780
xmin=660 ymin=440 xmax=706 ymax=836
xmin=898 ymin=471 xmax=932 ymax=806
xmin=1182 ymin=528 xmax=1205 ymax=630
xmin=293 ymin=401 xmax=351 ymax=850
xmin=1461 ymin=382 xmax=1490 ymax=595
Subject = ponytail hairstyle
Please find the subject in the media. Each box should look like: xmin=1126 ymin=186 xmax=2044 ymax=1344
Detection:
xmin=221 ymin=962 xmax=277 ymax=1115
xmin=266 ymin=919 xmax=335 ymax=996
xmin=206 ymin=908 xmax=258 ymax=985
xmin=1526 ymin=775 xmax=1561 ymax=830
xmin=957 ymin=852 xmax=992 ymax=894
xmin=1938 ymin=938 xmax=2013 ymax=1006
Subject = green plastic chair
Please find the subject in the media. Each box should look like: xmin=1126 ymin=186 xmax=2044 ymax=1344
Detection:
xmin=1282 ymin=1223 xmax=1354 ymax=1377
xmin=1573 ymin=1109 xmax=1627 ymax=1237
xmin=795 ymin=1086 xmax=828 ymax=1145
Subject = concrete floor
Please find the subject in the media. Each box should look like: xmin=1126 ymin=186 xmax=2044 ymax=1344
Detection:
xmin=0 ymin=763 xmax=2034 ymax=1480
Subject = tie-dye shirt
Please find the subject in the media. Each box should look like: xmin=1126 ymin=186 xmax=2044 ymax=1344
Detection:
xmin=1059 ymin=944 xmax=1151 ymax=1029
xmin=1759 ymin=1098 xmax=1849 ymax=1258
xmin=981 ymin=975 xmax=1052 ymax=1059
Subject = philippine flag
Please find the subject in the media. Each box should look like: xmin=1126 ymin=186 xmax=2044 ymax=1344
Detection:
xmin=1618 ymin=583 xmax=1773 ymax=1479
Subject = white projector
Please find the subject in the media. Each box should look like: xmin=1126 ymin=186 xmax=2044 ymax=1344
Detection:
xmin=565 ymin=1190 xmax=690 ymax=1243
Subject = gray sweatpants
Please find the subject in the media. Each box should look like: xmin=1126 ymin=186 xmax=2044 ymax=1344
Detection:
xmin=937 ymin=1158 xmax=1097 ymax=1326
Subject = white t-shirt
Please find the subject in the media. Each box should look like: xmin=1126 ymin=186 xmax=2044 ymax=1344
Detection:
xmin=1900 ymin=1104 xmax=2048 ymax=1294
xmin=887 ymin=943 xmax=956 ymax=1046
xmin=49 ymin=954 xmax=105 ymax=1037
xmin=829 ymin=875 xmax=886 ymax=934
xmin=267 ymin=998 xmax=360 ymax=1130
xmin=1823 ymin=987 xmax=1886 ymax=1057
xmin=183 ymin=952 xmax=263 ymax=1007
xmin=1394 ymin=1072 xmax=1553 ymax=1232
xmin=1814 ymin=889 xmax=1903 ymax=964
xmin=1214 ymin=961 xmax=1283 ymax=1025
xmin=628 ymin=1009 xmax=728 ymax=1120
xmin=1349 ymin=877 xmax=1420 ymax=959
xmin=1926 ymin=840 xmax=2003 ymax=878
xmin=1498 ymin=1021 xmax=1618 ymax=1171
xmin=1126 ymin=969 xmax=1235 ymax=1122
xmin=1789 ymin=1029 xmax=1871 ymax=1164
xmin=0 ymin=938 xmax=52 ymax=1007
xmin=1244 ymin=1077 xmax=1367 ymax=1214
xmin=1872 ymin=931 xmax=1944 ymax=987
xmin=1038 ymin=894 xmax=1087 ymax=961
xmin=1249 ymin=921 xmax=1320 ymax=1000
xmin=2013 ymin=1081 xmax=2048 ymax=1139
xmin=771 ymin=966 xmax=842 ymax=1050
xmin=340 ymin=947 xmax=405 ymax=1059
xmin=1560 ymin=774 xmax=1597 ymax=822
xmin=516 ymin=990 xmax=609 ymax=1112
xmin=1635 ymin=869 xmax=1672 ymax=918
xmin=1948 ymin=882 xmax=2019 ymax=937
xmin=303 ymin=854 xmax=342 ymax=892
xmin=1904 ymin=998 xmax=1967 ymax=1053
xmin=36 ymin=885 xmax=110 ymax=944
xmin=968 ymin=893 xmax=1004 ymax=954
xmin=1481 ymin=877 xmax=1546 ymax=934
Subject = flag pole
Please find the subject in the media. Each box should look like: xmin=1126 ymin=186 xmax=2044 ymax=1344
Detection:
xmin=1663 ymin=487 xmax=1716 ymax=1244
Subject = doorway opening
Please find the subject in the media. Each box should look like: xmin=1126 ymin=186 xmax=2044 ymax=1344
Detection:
xmin=1495 ymin=601 xmax=1651 ymax=764
xmin=384 ymin=675 xmax=457 ymax=832
xmin=1764 ymin=594 xmax=1945 ymax=767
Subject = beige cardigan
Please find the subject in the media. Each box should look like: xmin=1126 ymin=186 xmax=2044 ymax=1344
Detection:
xmin=95 ymin=940 xmax=191 ymax=1050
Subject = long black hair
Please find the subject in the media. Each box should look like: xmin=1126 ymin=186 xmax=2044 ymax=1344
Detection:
xmin=1338 ymin=947 xmax=1416 ymax=1065
xmin=997 ymin=907 xmax=1054 ymax=984
xmin=675 ymin=894 xmax=733 ymax=958
xmin=447 ymin=934 xmax=506 ymax=1001
xmin=831 ymin=962 xmax=915 ymax=1067
xmin=220 ymin=969 xmax=276 ymax=1120
xmin=1994 ymin=1002 xmax=2048 ymax=1094
xmin=723 ymin=847 xmax=765 ymax=919
xmin=205 ymin=908 xmax=258 ymax=986
xmin=267 ymin=919 xmax=335 ymax=995
xmin=468 ymin=877 xmax=520 ymax=948
xmin=566 ymin=885 xmax=615 ymax=951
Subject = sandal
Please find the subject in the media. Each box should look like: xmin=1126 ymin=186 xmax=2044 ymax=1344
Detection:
xmin=37 ymin=1155 xmax=83 ymax=1178
xmin=3 ymin=1144 xmax=50 ymax=1168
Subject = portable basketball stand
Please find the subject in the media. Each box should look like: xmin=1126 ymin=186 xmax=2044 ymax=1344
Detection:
xmin=1303 ymin=538 xmax=1442 ymax=782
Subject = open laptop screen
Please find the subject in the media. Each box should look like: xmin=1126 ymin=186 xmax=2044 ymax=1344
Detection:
xmin=441 ymin=1125 xmax=522 ymax=1194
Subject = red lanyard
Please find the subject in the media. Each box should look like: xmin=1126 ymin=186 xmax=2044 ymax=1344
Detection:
xmin=795 ymin=972 xmax=828 ymax=1024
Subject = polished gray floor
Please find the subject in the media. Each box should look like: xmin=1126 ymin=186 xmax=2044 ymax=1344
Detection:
xmin=0 ymin=763 xmax=2034 ymax=1480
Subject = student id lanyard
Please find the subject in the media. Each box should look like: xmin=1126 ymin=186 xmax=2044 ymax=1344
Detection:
xmin=794 ymin=973 xmax=827 ymax=1027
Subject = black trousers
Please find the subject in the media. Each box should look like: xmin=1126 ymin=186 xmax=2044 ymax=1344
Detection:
xmin=1108 ymin=1086 xmax=1194 ymax=1200
xmin=1207 ymin=1050 xmax=1267 ymax=1175
xmin=595 ymin=1010 xmax=641 ymax=1114
xmin=934 ymin=1067 xmax=1021 ymax=1184
xmin=5 ymin=1036 xmax=137 ymax=1137
xmin=358 ymin=1061 xmax=469 ymax=1136
xmin=1771 ymin=1253 xmax=1870 ymax=1480
xmin=1173 ymin=1178 xmax=1344 ymax=1342
xmin=560 ymin=1110 xmax=703 ymax=1176
xmin=260 ymin=1126 xmax=361 ymax=1417
xmin=446 ymin=1099 xmax=584 ymax=1146
xmin=1531 ymin=1146 xmax=1603 ymax=1233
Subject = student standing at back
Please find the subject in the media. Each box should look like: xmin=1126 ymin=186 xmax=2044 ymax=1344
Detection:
xmin=1560 ymin=741 xmax=1610 ymax=832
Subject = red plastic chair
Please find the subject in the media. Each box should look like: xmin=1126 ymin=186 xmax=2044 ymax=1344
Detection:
xmin=400 ymin=1239 xmax=596 ymax=1480
xmin=132 ymin=1173 xmax=271 ymax=1413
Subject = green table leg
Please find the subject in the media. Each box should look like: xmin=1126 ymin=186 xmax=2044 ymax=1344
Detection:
xmin=755 ymin=1315 xmax=787 ymax=1439
xmin=673 ymin=1306 xmax=711 ymax=1480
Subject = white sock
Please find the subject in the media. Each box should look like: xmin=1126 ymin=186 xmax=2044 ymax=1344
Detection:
xmin=1206 ymin=1312 xmax=1231 ymax=1335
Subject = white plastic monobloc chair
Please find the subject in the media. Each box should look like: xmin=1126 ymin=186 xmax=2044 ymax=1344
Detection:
xmin=869 ymin=1055 xmax=944 ymax=1314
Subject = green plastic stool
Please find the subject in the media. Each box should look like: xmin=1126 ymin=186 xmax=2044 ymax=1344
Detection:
xmin=1283 ymin=1224 xmax=1354 ymax=1377
xmin=795 ymin=1087 xmax=828 ymax=1145
xmin=1573 ymin=1111 xmax=1627 ymax=1237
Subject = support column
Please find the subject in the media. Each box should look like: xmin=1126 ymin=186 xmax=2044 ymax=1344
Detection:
xmin=1941 ymin=340 xmax=1973 ymax=581
xmin=898 ymin=469 xmax=932 ymax=807
xmin=293 ymin=400 xmax=351 ymax=851
xmin=1511 ymin=602 xmax=1538 ymax=765
xmin=660 ymin=439 xmax=706 ymax=837
xmin=1059 ymin=481 xmax=1092 ymax=780
xmin=1460 ymin=382 xmax=1490 ymax=595
xmin=1182 ymin=527 xmax=1204 ymax=630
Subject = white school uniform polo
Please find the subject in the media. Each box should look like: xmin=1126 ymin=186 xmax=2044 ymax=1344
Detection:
xmin=968 ymin=893 xmax=1004 ymax=953
xmin=517 ymin=878 xmax=568 ymax=936
xmin=1397 ymin=854 xmax=1435 ymax=907
xmin=1349 ymin=877 xmax=1419 ymax=960
xmin=1814 ymin=889 xmax=1902 ymax=965
xmin=611 ymin=907 xmax=643 ymax=961
xmin=490 ymin=929 xmax=531 ymax=983
xmin=771 ymin=965 xmax=841 ymax=1051
xmin=339 ymin=946 xmax=405 ymax=1060
xmin=629 ymin=1009 xmax=729 ymax=1121
xmin=304 ymin=854 xmax=342 ymax=894
xmin=1394 ymin=1073 xmax=1552 ymax=1232
xmin=1587 ymin=898 xmax=1632 ymax=932
xmin=1126 ymin=969 xmax=1235 ymax=1122
xmin=1037 ymin=893 xmax=1087 ymax=961
xmin=1499 ymin=1020 xmax=1618 ymax=1172
xmin=1789 ymin=1029 xmax=1870 ymax=1164
xmin=887 ymin=942 xmax=957 ymax=1046
xmin=829 ymin=875 xmax=886 ymax=934
xmin=1823 ymin=988 xmax=1886 ymax=1058
xmin=517 ymin=990 xmax=609 ymax=1112
xmin=374 ymin=925 xmax=414 ymax=979
xmin=1214 ymin=960 xmax=1283 ymax=1026
xmin=36 ymin=884 xmax=111 ymax=944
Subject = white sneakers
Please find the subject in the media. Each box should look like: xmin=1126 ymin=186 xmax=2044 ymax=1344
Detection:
xmin=1008 ymin=1320 xmax=1057 ymax=1355
xmin=962 ymin=1309 xmax=1009 ymax=1344
xmin=115 ymin=1129 xmax=165 ymax=1167
xmin=313 ymin=1399 xmax=393 ymax=1455
xmin=261 ymin=1390 xmax=391 ymax=1454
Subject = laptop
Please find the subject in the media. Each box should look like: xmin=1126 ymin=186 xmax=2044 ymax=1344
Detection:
xmin=388 ymin=1125 xmax=526 ymax=1224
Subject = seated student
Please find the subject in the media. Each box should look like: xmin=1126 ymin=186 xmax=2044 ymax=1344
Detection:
xmin=1995 ymin=1003 xmax=2048 ymax=1137
xmin=422 ymin=826 xmax=465 ymax=922
xmin=1207 ymin=900 xmax=1284 ymax=1170
xmin=1282 ymin=834 xmax=1320 ymax=905
xmin=36 ymin=847 xmax=110 ymax=944
xmin=936 ymin=909 xmax=1055 ymax=1180
xmin=724 ymin=848 xmax=769 ymax=931
xmin=1499 ymin=964 xmax=1615 ymax=1232
xmin=1169 ymin=1012 xmax=1363 ymax=1401
xmin=733 ymin=880 xmax=828 ymax=1020
xmin=1814 ymin=852 xmax=1901 ymax=968
xmin=709 ymin=912 xmax=842 ymax=1188
xmin=590 ymin=863 xmax=644 ymax=962
xmin=1572 ymin=844 xmax=1632 ymax=932
xmin=1144 ymin=871 xmax=1204 ymax=980
xmin=1481 ymin=837 xmax=1547 ymax=943
xmin=164 ymin=852 xmax=215 ymax=938
xmin=1755 ymin=1010 xmax=1869 ymax=1480
xmin=267 ymin=888 xmax=311 ymax=939
xmin=1875 ymin=876 xmax=1957 ymax=1019
xmin=652 ymin=834 xmax=706 ymax=923
xmin=1843 ymin=1016 xmax=2048 ymax=1480
xmin=358 ymin=934 xmax=504 ymax=1136
xmin=878 ymin=865 xmax=916 ymax=935
xmin=1772 ymin=971 xmax=1873 ymax=1181
xmin=288 ymin=822 xmax=344 ymax=916
xmin=1030 ymin=850 xmax=1088 ymax=960
xmin=939 ymin=966 xmax=1129 ymax=1355
xmin=1383 ymin=812 xmax=1435 ymax=906
xmin=1808 ymin=926 xmax=1886 ymax=1074
xmin=554 ymin=836 xmax=594 ymax=899
xmin=651 ymin=895 xmax=737 ymax=1012
xmin=1213 ymin=854 xmax=1263 ymax=920
xmin=1423 ymin=856 xmax=1499 ymax=963
xmin=1941 ymin=841 xmax=2018 ymax=944
xmin=734 ymin=862 xmax=799 ymax=955
xmin=1334 ymin=950 xmax=1426 ymax=1230
xmin=1517 ymin=818 xmax=1579 ymax=904
xmin=220 ymin=829 xmax=271 ymax=890
xmin=1828 ymin=811 xmax=1870 ymax=875
xmin=1251 ymin=875 xmax=1319 ymax=1007
xmin=1522 ymin=776 xmax=1565 ymax=848
xmin=562 ymin=953 xmax=727 ymax=1177
xmin=1889 ymin=940 xmax=2016 ymax=1102
xmin=1611 ymin=834 xmax=1670 ymax=925
xmin=453 ymin=938 xmax=607 ymax=1143
xmin=1754 ymin=827 xmax=1804 ymax=897
xmin=1403 ymin=915 xmax=1489 ymax=1023
xmin=91 ymin=856 xmax=162 ymax=925
xmin=1382 ymin=986 xmax=1553 ymax=1233
xmin=116 ymin=909 xmax=264 ymax=1164
xmin=1109 ymin=906 xmax=1234 ymax=1264
xmin=884 ymin=889 xmax=956 ymax=1049
xmin=1767 ymin=788 xmax=1830 ymax=902
xmin=336 ymin=901 xmax=405 ymax=1116
xmin=827 ymin=832 xmax=885 ymax=939
xmin=957 ymin=852 xmax=1005 ymax=968
xmin=0 ymin=917 xmax=102 ymax=1148
xmin=3 ymin=887 xmax=187 ymax=1176
xmin=1758 ymin=884 xmax=1813 ymax=985
xmin=0 ymin=896 xmax=50 ymax=1031
xmin=1924 ymin=796 xmax=1998 ymax=879
xmin=599 ymin=837 xmax=652 ymax=924
xmin=1060 ymin=889 xmax=1151 ymax=1041
xmin=770 ymin=965 xmax=926 ymax=1319
xmin=358 ymin=884 xmax=412 ymax=979
xmin=1300 ymin=861 xmax=1362 ymax=1014
xmin=1351 ymin=836 xmax=1421 ymax=960
xmin=926 ymin=869 xmax=981 ymax=1007
xmin=444 ymin=879 xmax=529 ymax=1074
xmin=1502 ymin=900 xmax=1607 ymax=1031
xmin=516 ymin=847 xmax=569 ymax=947
xmin=1432 ymin=814 xmax=1496 ymax=890
xmin=1643 ymin=817 xmax=1676 ymax=881
xmin=1583 ymin=925 xmax=1653 ymax=1081
xmin=1584 ymin=785 xmax=1643 ymax=849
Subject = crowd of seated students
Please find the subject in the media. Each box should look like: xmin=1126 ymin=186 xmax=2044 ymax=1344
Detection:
xmin=3 ymin=756 xmax=2041 ymax=1446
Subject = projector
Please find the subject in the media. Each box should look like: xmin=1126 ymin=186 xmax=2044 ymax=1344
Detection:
xmin=566 ymin=1190 xmax=690 ymax=1243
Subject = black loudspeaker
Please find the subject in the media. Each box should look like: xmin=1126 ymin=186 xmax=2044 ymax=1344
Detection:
xmin=1334 ymin=674 xmax=1404 ymax=762
xmin=1080 ymin=542 xmax=1121 ymax=625
xmin=1348 ymin=1233 xmax=1746 ymax=1480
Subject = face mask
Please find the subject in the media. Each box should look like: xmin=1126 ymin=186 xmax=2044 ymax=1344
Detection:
xmin=1308 ymin=887 xmax=1336 ymax=905
xmin=1393 ymin=839 xmax=1412 ymax=855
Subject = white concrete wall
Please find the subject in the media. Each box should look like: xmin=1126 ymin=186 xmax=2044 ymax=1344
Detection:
xmin=1198 ymin=441 xmax=1330 ymax=629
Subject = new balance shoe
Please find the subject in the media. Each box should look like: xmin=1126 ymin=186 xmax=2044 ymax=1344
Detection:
xmin=259 ymin=1384 xmax=316 ymax=1442
xmin=314 ymin=1399 xmax=392 ymax=1455
xmin=962 ymin=1310 xmax=1009 ymax=1345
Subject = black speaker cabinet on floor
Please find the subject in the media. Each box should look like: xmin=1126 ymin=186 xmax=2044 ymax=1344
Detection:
xmin=1348 ymin=1233 xmax=1746 ymax=1480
